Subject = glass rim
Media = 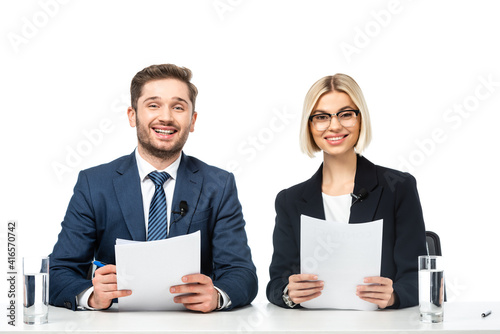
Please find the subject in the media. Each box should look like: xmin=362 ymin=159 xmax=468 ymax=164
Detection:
xmin=418 ymin=255 xmax=442 ymax=259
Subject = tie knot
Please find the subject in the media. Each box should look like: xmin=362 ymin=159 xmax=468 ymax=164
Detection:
xmin=149 ymin=171 xmax=170 ymax=187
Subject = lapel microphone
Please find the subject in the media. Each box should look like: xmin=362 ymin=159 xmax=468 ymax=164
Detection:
xmin=172 ymin=200 xmax=188 ymax=217
xmin=351 ymin=188 xmax=368 ymax=206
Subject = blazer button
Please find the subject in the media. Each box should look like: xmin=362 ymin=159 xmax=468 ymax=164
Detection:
xmin=64 ymin=301 xmax=72 ymax=309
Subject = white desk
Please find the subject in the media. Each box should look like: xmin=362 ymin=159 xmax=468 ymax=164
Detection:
xmin=2 ymin=301 xmax=499 ymax=333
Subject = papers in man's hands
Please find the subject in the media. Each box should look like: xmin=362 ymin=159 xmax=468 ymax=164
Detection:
xmin=115 ymin=231 xmax=200 ymax=311
xmin=300 ymin=215 xmax=383 ymax=310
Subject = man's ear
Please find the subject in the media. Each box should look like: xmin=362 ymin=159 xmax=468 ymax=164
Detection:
xmin=127 ymin=107 xmax=136 ymax=127
xmin=190 ymin=111 xmax=198 ymax=133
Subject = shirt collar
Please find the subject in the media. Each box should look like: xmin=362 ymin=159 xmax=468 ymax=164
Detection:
xmin=135 ymin=148 xmax=181 ymax=182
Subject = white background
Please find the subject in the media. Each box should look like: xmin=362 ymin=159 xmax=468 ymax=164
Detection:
xmin=1 ymin=0 xmax=499 ymax=306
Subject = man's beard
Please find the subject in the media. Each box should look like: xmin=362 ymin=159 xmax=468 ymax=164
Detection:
xmin=135 ymin=116 xmax=190 ymax=161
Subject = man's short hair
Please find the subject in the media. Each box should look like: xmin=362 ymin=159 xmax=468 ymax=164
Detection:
xmin=299 ymin=73 xmax=372 ymax=157
xmin=130 ymin=64 xmax=198 ymax=112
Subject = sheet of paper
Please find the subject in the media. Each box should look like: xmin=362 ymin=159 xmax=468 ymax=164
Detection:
xmin=300 ymin=215 xmax=383 ymax=310
xmin=115 ymin=231 xmax=200 ymax=311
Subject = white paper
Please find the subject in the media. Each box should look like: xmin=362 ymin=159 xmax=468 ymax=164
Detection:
xmin=115 ymin=231 xmax=200 ymax=311
xmin=300 ymin=215 xmax=383 ymax=310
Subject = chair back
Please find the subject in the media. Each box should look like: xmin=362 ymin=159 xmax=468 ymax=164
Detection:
xmin=426 ymin=231 xmax=442 ymax=256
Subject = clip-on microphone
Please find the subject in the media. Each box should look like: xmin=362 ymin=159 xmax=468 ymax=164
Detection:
xmin=350 ymin=188 xmax=368 ymax=206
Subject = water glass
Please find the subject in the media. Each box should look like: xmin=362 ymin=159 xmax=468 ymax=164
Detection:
xmin=418 ymin=255 xmax=444 ymax=323
xmin=23 ymin=257 xmax=49 ymax=325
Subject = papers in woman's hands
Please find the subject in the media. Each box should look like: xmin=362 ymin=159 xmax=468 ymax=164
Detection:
xmin=115 ymin=231 xmax=200 ymax=311
xmin=300 ymin=215 xmax=383 ymax=310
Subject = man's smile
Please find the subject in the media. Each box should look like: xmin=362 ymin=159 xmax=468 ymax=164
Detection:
xmin=152 ymin=126 xmax=178 ymax=137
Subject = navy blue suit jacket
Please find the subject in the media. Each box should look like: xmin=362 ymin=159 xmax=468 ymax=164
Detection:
xmin=266 ymin=155 xmax=427 ymax=309
xmin=50 ymin=152 xmax=257 ymax=310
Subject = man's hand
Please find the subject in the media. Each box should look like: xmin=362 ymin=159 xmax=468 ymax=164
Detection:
xmin=287 ymin=274 xmax=324 ymax=304
xmin=170 ymin=274 xmax=218 ymax=313
xmin=356 ymin=276 xmax=395 ymax=309
xmin=89 ymin=265 xmax=132 ymax=309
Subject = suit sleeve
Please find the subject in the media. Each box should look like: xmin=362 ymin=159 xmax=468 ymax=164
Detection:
xmin=210 ymin=173 xmax=258 ymax=309
xmin=266 ymin=189 xmax=300 ymax=308
xmin=49 ymin=171 xmax=96 ymax=310
xmin=390 ymin=173 xmax=427 ymax=309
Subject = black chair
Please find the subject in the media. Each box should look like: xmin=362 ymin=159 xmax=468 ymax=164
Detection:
xmin=425 ymin=230 xmax=446 ymax=301
xmin=426 ymin=231 xmax=442 ymax=256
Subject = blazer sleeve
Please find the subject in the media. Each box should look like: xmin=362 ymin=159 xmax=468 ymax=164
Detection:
xmin=209 ymin=173 xmax=258 ymax=309
xmin=390 ymin=173 xmax=427 ymax=309
xmin=49 ymin=171 xmax=96 ymax=310
xmin=266 ymin=189 xmax=300 ymax=308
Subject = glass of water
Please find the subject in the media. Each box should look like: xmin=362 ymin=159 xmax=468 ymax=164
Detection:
xmin=23 ymin=256 xmax=49 ymax=325
xmin=418 ymin=255 xmax=444 ymax=323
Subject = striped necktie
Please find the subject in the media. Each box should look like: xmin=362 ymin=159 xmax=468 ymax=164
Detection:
xmin=147 ymin=171 xmax=171 ymax=241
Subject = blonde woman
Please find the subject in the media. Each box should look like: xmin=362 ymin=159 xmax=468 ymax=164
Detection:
xmin=267 ymin=74 xmax=427 ymax=309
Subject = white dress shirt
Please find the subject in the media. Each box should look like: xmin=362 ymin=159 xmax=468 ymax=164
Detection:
xmin=135 ymin=148 xmax=180 ymax=236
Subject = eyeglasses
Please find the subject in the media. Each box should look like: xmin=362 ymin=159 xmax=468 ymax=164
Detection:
xmin=309 ymin=110 xmax=360 ymax=131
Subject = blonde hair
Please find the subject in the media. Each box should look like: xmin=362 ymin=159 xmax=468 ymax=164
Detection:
xmin=299 ymin=74 xmax=372 ymax=157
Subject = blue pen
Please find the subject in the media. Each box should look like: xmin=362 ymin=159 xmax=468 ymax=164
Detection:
xmin=93 ymin=260 xmax=107 ymax=268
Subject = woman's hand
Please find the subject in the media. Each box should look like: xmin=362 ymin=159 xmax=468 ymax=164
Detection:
xmin=287 ymin=274 xmax=324 ymax=304
xmin=356 ymin=276 xmax=395 ymax=309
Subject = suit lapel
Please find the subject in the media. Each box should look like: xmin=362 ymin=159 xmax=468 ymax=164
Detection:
xmin=168 ymin=153 xmax=203 ymax=237
xmin=349 ymin=155 xmax=383 ymax=223
xmin=113 ymin=152 xmax=146 ymax=240
xmin=296 ymin=165 xmax=325 ymax=220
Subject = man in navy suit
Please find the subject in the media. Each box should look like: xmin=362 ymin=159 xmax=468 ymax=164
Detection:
xmin=49 ymin=64 xmax=258 ymax=312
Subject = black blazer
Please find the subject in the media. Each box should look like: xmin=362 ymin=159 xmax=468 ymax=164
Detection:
xmin=266 ymin=155 xmax=427 ymax=309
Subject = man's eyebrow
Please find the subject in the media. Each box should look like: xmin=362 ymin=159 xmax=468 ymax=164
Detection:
xmin=172 ymin=96 xmax=189 ymax=104
xmin=141 ymin=96 xmax=189 ymax=105
xmin=142 ymin=96 xmax=161 ymax=104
